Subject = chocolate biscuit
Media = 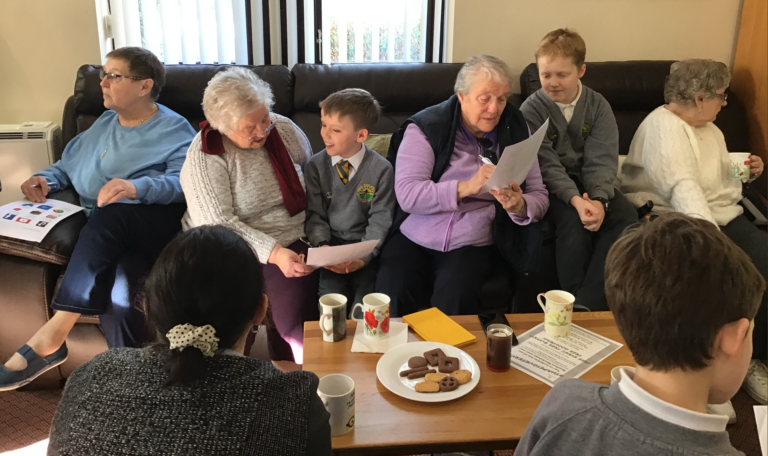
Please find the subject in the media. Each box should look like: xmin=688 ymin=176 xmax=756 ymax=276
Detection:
xmin=399 ymin=366 xmax=430 ymax=377
xmin=407 ymin=368 xmax=436 ymax=379
xmin=408 ymin=356 xmax=428 ymax=369
xmin=423 ymin=348 xmax=446 ymax=366
xmin=438 ymin=355 xmax=459 ymax=373
xmin=439 ymin=376 xmax=460 ymax=392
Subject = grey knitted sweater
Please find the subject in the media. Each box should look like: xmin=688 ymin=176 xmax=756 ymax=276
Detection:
xmin=304 ymin=146 xmax=396 ymax=264
xmin=180 ymin=113 xmax=312 ymax=264
xmin=516 ymin=379 xmax=743 ymax=456
xmin=521 ymin=85 xmax=619 ymax=204
xmin=48 ymin=348 xmax=332 ymax=456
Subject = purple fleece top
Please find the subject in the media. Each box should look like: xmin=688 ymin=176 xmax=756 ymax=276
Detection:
xmin=395 ymin=123 xmax=549 ymax=252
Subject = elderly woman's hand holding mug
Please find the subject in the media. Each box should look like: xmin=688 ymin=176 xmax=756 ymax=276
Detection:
xmin=268 ymin=244 xmax=313 ymax=278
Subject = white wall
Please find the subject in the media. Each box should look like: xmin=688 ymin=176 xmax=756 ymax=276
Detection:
xmin=0 ymin=0 xmax=101 ymax=125
xmin=451 ymin=0 xmax=743 ymax=91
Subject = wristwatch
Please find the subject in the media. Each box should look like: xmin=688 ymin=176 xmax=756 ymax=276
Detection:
xmin=592 ymin=197 xmax=610 ymax=213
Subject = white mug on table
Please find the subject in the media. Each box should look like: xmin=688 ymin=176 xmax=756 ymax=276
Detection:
xmin=537 ymin=290 xmax=575 ymax=337
xmin=319 ymin=294 xmax=347 ymax=343
xmin=351 ymin=293 xmax=390 ymax=339
xmin=317 ymin=374 xmax=355 ymax=436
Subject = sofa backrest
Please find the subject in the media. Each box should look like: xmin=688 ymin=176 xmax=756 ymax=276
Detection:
xmin=519 ymin=60 xmax=750 ymax=154
xmin=62 ymin=60 xmax=750 ymax=159
xmin=290 ymin=63 xmax=463 ymax=152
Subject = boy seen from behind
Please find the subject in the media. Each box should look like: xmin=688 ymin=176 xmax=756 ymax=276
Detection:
xmin=520 ymin=28 xmax=637 ymax=311
xmin=516 ymin=213 xmax=765 ymax=456
xmin=305 ymin=89 xmax=396 ymax=313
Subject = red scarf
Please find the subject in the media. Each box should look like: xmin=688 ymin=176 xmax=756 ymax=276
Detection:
xmin=199 ymin=120 xmax=307 ymax=217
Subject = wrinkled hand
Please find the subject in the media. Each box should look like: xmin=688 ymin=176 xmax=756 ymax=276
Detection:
xmin=570 ymin=195 xmax=600 ymax=231
xmin=458 ymin=164 xmax=495 ymax=200
xmin=325 ymin=259 xmax=365 ymax=275
xmin=749 ymin=155 xmax=764 ymax=179
xmin=97 ymin=178 xmax=137 ymax=207
xmin=20 ymin=176 xmax=50 ymax=203
xmin=269 ymin=245 xmax=314 ymax=278
xmin=582 ymin=194 xmax=606 ymax=231
xmin=490 ymin=181 xmax=525 ymax=213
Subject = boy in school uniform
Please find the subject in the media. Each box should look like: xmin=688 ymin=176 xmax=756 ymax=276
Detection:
xmin=520 ymin=28 xmax=637 ymax=311
xmin=516 ymin=213 xmax=765 ymax=456
xmin=304 ymin=89 xmax=396 ymax=313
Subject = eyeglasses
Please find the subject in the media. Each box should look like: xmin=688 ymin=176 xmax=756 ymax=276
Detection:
xmin=477 ymin=138 xmax=498 ymax=165
xmin=232 ymin=122 xmax=276 ymax=143
xmin=99 ymin=69 xmax=147 ymax=82
xmin=714 ymin=93 xmax=728 ymax=103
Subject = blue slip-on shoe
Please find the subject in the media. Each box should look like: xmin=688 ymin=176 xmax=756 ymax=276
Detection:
xmin=0 ymin=343 xmax=68 ymax=391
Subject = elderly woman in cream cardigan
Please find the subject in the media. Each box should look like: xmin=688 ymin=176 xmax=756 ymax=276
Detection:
xmin=620 ymin=59 xmax=767 ymax=407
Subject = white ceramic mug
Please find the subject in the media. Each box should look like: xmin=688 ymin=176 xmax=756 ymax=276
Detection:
xmin=351 ymin=293 xmax=390 ymax=339
xmin=317 ymin=374 xmax=355 ymax=436
xmin=610 ymin=365 xmax=636 ymax=383
xmin=319 ymin=294 xmax=347 ymax=343
xmin=537 ymin=290 xmax=575 ymax=337
xmin=729 ymin=152 xmax=751 ymax=181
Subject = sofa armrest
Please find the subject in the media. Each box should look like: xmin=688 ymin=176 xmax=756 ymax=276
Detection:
xmin=0 ymin=189 xmax=87 ymax=265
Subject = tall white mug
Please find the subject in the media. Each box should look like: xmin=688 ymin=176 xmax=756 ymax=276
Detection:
xmin=351 ymin=293 xmax=390 ymax=339
xmin=317 ymin=374 xmax=355 ymax=436
xmin=319 ymin=294 xmax=347 ymax=343
xmin=537 ymin=290 xmax=575 ymax=337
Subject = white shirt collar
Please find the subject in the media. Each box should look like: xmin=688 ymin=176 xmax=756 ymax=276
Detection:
xmin=555 ymin=80 xmax=582 ymax=109
xmin=330 ymin=143 xmax=366 ymax=170
xmin=618 ymin=368 xmax=728 ymax=432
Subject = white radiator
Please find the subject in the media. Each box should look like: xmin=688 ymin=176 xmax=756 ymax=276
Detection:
xmin=0 ymin=122 xmax=63 ymax=205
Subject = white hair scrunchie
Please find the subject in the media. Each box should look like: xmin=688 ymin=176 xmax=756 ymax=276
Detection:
xmin=166 ymin=324 xmax=220 ymax=357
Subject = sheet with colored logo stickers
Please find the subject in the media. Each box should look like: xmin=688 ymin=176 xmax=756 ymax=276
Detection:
xmin=0 ymin=199 xmax=84 ymax=243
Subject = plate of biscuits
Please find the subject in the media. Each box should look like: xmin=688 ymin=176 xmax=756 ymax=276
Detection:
xmin=376 ymin=341 xmax=480 ymax=402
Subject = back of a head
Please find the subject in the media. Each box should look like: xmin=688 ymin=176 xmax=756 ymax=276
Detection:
xmin=605 ymin=213 xmax=765 ymax=371
xmin=144 ymin=225 xmax=264 ymax=386
xmin=319 ymin=88 xmax=381 ymax=131
xmin=535 ymin=28 xmax=587 ymax=67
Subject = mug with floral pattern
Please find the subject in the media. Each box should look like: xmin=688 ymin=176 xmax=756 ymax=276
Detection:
xmin=352 ymin=293 xmax=390 ymax=339
xmin=537 ymin=290 xmax=575 ymax=337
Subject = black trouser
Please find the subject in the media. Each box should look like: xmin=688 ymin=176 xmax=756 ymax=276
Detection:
xmin=721 ymin=215 xmax=767 ymax=360
xmin=375 ymin=231 xmax=496 ymax=317
xmin=51 ymin=203 xmax=185 ymax=348
xmin=547 ymin=188 xmax=637 ymax=311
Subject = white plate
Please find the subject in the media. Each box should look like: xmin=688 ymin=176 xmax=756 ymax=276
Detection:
xmin=376 ymin=341 xmax=480 ymax=403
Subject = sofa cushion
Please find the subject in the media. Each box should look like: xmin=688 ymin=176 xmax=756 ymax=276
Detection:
xmin=0 ymin=189 xmax=87 ymax=265
xmin=364 ymin=134 xmax=393 ymax=158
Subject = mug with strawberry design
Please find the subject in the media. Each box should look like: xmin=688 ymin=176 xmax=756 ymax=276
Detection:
xmin=352 ymin=293 xmax=390 ymax=339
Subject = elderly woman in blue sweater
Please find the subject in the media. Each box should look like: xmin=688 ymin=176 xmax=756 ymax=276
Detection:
xmin=0 ymin=47 xmax=195 ymax=391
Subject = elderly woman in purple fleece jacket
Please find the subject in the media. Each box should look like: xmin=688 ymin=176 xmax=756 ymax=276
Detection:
xmin=376 ymin=55 xmax=549 ymax=317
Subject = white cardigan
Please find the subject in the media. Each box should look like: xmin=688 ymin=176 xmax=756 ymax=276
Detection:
xmin=620 ymin=106 xmax=742 ymax=226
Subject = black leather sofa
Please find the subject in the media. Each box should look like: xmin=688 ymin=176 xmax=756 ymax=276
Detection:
xmin=0 ymin=60 xmax=751 ymax=388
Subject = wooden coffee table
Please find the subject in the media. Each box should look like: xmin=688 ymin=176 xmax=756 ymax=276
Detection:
xmin=303 ymin=312 xmax=633 ymax=456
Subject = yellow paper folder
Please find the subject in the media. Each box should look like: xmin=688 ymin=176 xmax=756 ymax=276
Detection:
xmin=402 ymin=308 xmax=477 ymax=348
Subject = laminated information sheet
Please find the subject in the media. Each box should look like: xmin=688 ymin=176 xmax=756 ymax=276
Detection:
xmin=0 ymin=199 xmax=84 ymax=243
xmin=510 ymin=323 xmax=623 ymax=386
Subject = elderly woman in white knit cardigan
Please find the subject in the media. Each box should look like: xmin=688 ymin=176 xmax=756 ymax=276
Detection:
xmin=620 ymin=59 xmax=766 ymax=405
xmin=180 ymin=67 xmax=317 ymax=369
